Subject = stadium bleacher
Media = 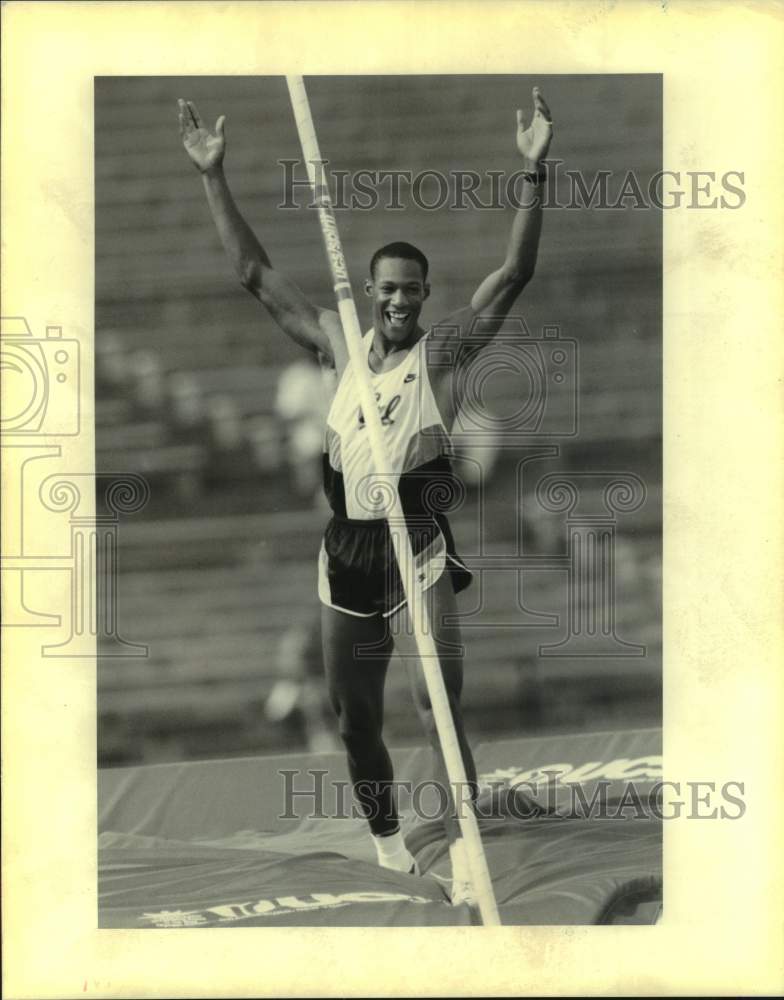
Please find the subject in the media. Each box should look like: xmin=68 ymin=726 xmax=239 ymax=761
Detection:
xmin=96 ymin=75 xmax=661 ymax=765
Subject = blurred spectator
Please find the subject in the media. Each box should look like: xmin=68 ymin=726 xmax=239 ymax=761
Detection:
xmin=264 ymin=606 xmax=338 ymax=753
xmin=275 ymin=355 xmax=331 ymax=503
xmin=450 ymin=393 xmax=501 ymax=489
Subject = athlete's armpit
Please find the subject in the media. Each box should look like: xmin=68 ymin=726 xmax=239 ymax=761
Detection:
xmin=319 ymin=308 xmax=350 ymax=376
xmin=424 ymin=305 xmax=526 ymax=420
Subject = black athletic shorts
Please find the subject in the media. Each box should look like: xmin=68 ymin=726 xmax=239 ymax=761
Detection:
xmin=317 ymin=513 xmax=472 ymax=618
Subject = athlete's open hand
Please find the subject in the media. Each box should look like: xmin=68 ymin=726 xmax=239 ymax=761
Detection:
xmin=516 ymin=87 xmax=553 ymax=166
xmin=178 ymin=99 xmax=226 ymax=173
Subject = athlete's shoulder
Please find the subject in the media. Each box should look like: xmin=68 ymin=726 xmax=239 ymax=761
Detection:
xmin=427 ymin=305 xmax=476 ymax=339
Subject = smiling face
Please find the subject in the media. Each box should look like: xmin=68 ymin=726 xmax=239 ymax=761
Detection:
xmin=365 ymin=256 xmax=430 ymax=344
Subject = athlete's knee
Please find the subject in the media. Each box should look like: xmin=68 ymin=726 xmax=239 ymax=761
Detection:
xmin=417 ymin=705 xmax=438 ymax=747
xmin=337 ymin=710 xmax=383 ymax=756
xmin=327 ymin=679 xmax=371 ymax=721
xmin=327 ymin=684 xmax=344 ymax=721
xmin=417 ymin=708 xmax=463 ymax=747
xmin=416 ymin=687 xmax=462 ymax=737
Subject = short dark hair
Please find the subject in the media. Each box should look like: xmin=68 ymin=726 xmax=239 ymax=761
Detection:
xmin=369 ymin=242 xmax=429 ymax=281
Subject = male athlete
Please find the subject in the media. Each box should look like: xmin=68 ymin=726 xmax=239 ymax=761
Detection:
xmin=179 ymin=85 xmax=553 ymax=906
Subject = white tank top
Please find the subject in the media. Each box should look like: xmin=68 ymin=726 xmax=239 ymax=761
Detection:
xmin=323 ymin=330 xmax=450 ymax=520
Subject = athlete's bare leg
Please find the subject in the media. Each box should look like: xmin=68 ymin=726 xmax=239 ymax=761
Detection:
xmin=321 ymin=602 xmax=419 ymax=872
xmin=321 ymin=576 xmax=477 ymax=887
xmin=388 ymin=572 xmax=478 ymax=892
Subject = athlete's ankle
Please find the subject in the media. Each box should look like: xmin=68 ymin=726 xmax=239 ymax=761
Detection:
xmin=371 ymin=828 xmax=417 ymax=874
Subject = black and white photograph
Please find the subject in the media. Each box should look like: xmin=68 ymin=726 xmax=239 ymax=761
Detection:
xmin=95 ymin=73 xmax=663 ymax=927
xmin=3 ymin=2 xmax=782 ymax=997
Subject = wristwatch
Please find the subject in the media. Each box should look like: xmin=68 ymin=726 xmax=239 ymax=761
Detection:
xmin=521 ymin=168 xmax=547 ymax=185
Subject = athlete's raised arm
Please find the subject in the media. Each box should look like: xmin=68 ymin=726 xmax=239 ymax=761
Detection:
xmin=436 ymin=87 xmax=553 ymax=344
xmin=179 ymin=99 xmax=341 ymax=361
xmin=469 ymin=87 xmax=553 ymax=317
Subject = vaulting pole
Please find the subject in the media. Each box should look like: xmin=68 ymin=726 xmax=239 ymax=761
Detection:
xmin=286 ymin=76 xmax=500 ymax=926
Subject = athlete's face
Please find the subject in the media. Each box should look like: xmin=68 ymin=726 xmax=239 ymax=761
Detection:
xmin=365 ymin=257 xmax=430 ymax=344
